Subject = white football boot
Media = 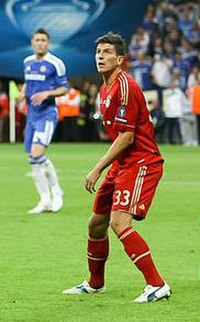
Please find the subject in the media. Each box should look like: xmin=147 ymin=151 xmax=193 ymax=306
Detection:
xmin=62 ymin=280 xmax=105 ymax=295
xmin=28 ymin=201 xmax=52 ymax=215
xmin=51 ymin=186 xmax=64 ymax=212
xmin=133 ymin=282 xmax=171 ymax=303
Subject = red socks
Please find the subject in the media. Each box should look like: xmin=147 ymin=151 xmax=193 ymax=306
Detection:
xmin=87 ymin=236 xmax=109 ymax=289
xmin=118 ymin=227 xmax=164 ymax=286
xmin=87 ymin=227 xmax=164 ymax=288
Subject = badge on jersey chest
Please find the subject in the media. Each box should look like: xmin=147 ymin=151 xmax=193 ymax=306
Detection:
xmin=40 ymin=65 xmax=46 ymax=73
xmin=115 ymin=105 xmax=127 ymax=124
xmin=118 ymin=105 xmax=126 ymax=117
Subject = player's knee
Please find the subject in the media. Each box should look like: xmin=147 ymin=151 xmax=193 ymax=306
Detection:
xmin=31 ymin=145 xmax=46 ymax=158
xmin=88 ymin=215 xmax=108 ymax=238
xmin=110 ymin=217 xmax=130 ymax=235
xmin=88 ymin=215 xmax=100 ymax=234
xmin=110 ymin=211 xmax=133 ymax=234
xmin=29 ymin=154 xmax=47 ymax=165
xmin=110 ymin=218 xmax=121 ymax=234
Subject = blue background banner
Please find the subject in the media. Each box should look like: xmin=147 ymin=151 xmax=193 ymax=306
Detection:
xmin=0 ymin=0 xmax=150 ymax=78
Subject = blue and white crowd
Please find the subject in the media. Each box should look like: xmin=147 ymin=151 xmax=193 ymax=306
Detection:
xmin=127 ymin=0 xmax=200 ymax=145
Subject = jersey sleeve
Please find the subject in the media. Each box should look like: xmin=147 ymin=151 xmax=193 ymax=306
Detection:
xmin=113 ymin=75 xmax=140 ymax=133
xmin=54 ymin=59 xmax=68 ymax=88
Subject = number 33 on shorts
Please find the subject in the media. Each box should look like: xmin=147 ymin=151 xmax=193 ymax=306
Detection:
xmin=113 ymin=189 xmax=131 ymax=206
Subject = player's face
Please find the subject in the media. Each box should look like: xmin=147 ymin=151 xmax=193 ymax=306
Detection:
xmin=95 ymin=43 xmax=123 ymax=74
xmin=31 ymin=33 xmax=49 ymax=56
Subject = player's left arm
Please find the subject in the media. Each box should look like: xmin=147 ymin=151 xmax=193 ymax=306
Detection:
xmin=84 ymin=131 xmax=134 ymax=193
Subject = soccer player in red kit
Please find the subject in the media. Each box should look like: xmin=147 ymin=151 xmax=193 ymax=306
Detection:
xmin=63 ymin=32 xmax=171 ymax=303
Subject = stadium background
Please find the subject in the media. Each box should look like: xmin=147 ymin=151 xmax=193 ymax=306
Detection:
xmin=0 ymin=0 xmax=200 ymax=146
xmin=0 ymin=0 xmax=199 ymax=145
xmin=0 ymin=0 xmax=151 ymax=78
xmin=0 ymin=1 xmax=199 ymax=321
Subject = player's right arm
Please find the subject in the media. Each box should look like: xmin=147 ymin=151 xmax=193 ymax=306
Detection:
xmin=84 ymin=131 xmax=134 ymax=193
xmin=30 ymin=87 xmax=68 ymax=106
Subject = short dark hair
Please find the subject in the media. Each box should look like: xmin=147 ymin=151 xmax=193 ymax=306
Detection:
xmin=34 ymin=28 xmax=50 ymax=39
xmin=95 ymin=32 xmax=125 ymax=56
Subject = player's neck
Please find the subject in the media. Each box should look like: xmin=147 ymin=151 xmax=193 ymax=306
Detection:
xmin=103 ymin=67 xmax=121 ymax=91
xmin=35 ymin=52 xmax=48 ymax=61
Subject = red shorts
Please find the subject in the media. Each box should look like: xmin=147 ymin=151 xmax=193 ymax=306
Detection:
xmin=93 ymin=159 xmax=163 ymax=220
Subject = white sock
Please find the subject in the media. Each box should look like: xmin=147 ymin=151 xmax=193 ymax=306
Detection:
xmin=43 ymin=158 xmax=62 ymax=195
xmin=31 ymin=163 xmax=51 ymax=205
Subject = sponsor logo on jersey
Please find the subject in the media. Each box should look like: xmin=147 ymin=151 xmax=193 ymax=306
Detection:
xmin=40 ymin=65 xmax=46 ymax=73
xmin=138 ymin=204 xmax=145 ymax=210
xmin=105 ymin=95 xmax=111 ymax=108
xmin=25 ymin=74 xmax=46 ymax=81
xmin=101 ymin=95 xmax=111 ymax=108
xmin=25 ymin=65 xmax=31 ymax=72
xmin=118 ymin=105 xmax=126 ymax=117
xmin=115 ymin=116 xmax=127 ymax=123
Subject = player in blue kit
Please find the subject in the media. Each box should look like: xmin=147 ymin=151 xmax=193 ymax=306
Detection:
xmin=19 ymin=28 xmax=68 ymax=214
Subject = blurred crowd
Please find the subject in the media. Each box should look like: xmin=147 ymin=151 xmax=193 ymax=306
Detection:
xmin=127 ymin=0 xmax=200 ymax=146
xmin=0 ymin=80 xmax=9 ymax=143
xmin=53 ymin=80 xmax=109 ymax=143
xmin=0 ymin=0 xmax=199 ymax=145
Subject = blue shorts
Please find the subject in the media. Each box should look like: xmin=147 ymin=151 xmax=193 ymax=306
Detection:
xmin=25 ymin=114 xmax=58 ymax=153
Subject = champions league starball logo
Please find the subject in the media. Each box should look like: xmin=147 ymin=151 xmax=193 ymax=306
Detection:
xmin=118 ymin=105 xmax=126 ymax=117
xmin=40 ymin=65 xmax=46 ymax=72
xmin=4 ymin=0 xmax=105 ymax=44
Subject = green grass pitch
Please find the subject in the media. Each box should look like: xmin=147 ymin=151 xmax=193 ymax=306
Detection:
xmin=0 ymin=143 xmax=199 ymax=322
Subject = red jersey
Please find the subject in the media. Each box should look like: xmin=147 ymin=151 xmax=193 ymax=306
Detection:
xmin=100 ymin=71 xmax=163 ymax=166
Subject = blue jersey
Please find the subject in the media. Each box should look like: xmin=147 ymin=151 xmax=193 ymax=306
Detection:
xmin=24 ymin=52 xmax=68 ymax=122
xmin=132 ymin=60 xmax=152 ymax=91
